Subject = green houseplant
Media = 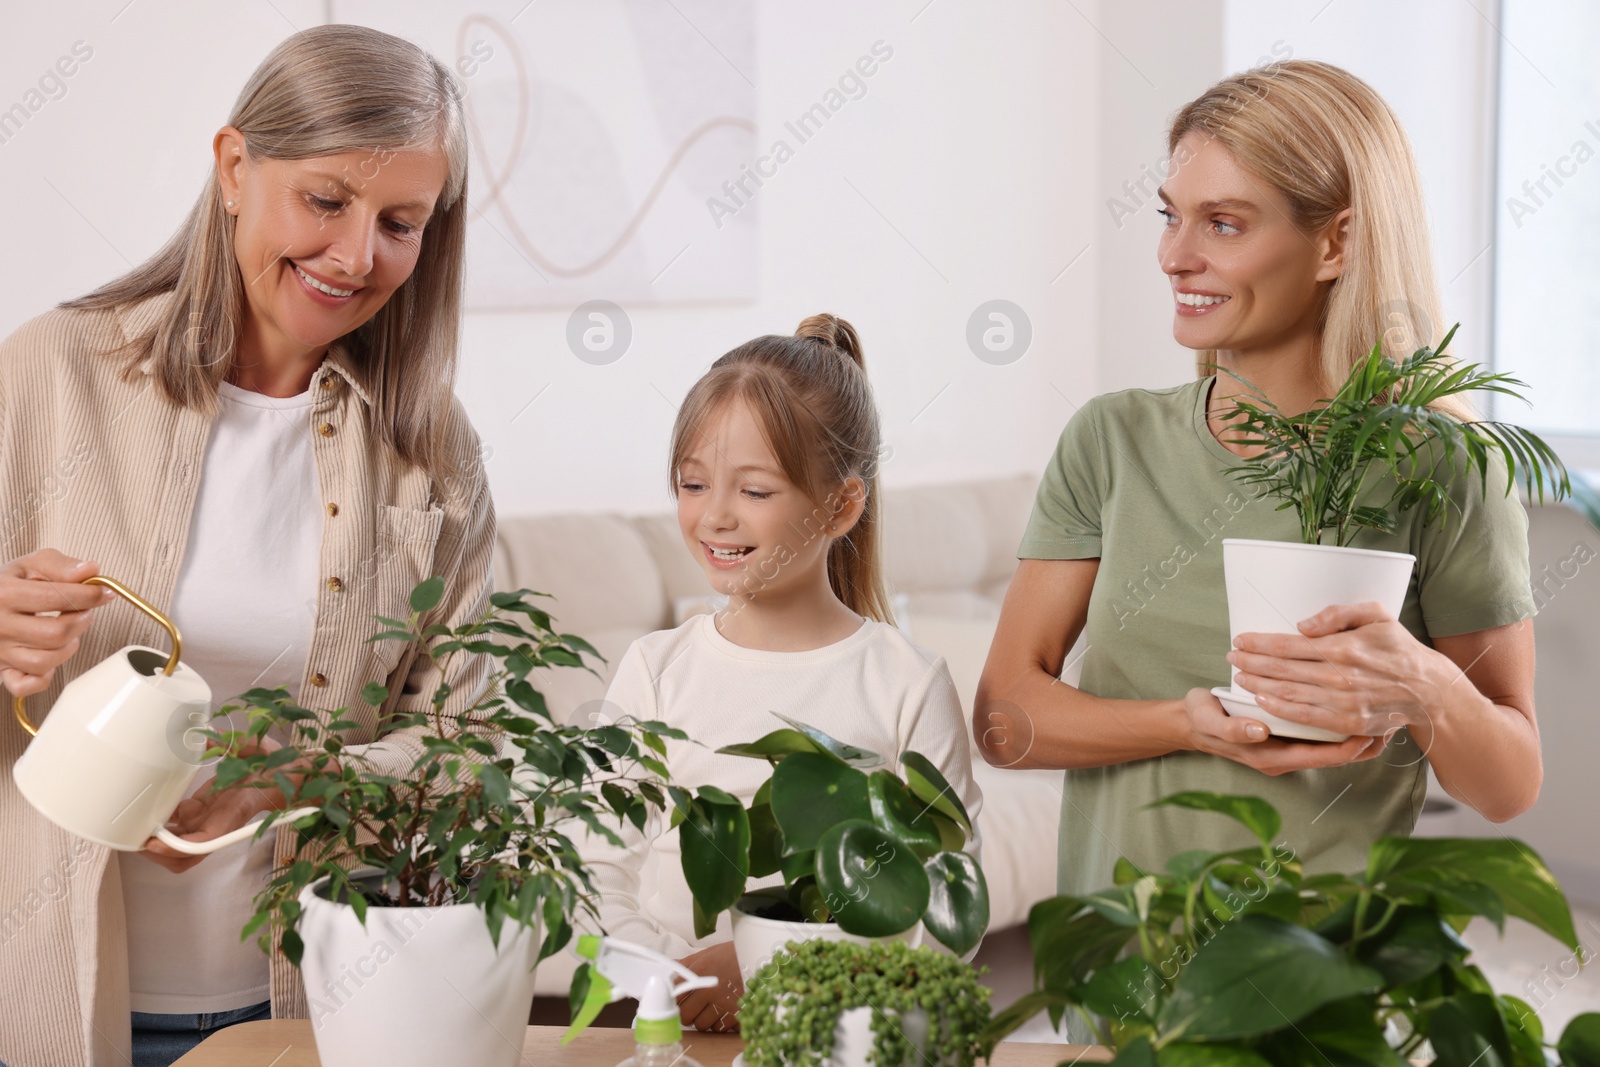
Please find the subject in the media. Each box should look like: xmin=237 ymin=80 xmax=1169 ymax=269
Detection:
xmin=985 ymin=790 xmax=1600 ymax=1064
xmin=1214 ymin=323 xmax=1568 ymax=547
xmin=741 ymin=938 xmax=994 ymax=1067
xmin=671 ymin=714 xmax=989 ymax=978
xmin=205 ymin=578 xmax=685 ymax=1067
xmin=1207 ymin=325 xmax=1571 ymax=741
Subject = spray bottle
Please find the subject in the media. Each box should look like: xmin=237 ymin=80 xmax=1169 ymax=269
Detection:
xmin=561 ymin=934 xmax=719 ymax=1067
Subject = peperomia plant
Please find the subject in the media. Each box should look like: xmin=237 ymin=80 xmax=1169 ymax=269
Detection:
xmin=674 ymin=714 xmax=989 ymax=956
xmin=1214 ymin=325 xmax=1570 ymax=546
xmin=205 ymin=578 xmax=686 ymax=966
xmin=986 ymin=790 xmax=1600 ymax=1064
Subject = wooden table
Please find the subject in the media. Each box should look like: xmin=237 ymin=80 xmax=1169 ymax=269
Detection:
xmin=171 ymin=1021 xmax=1112 ymax=1065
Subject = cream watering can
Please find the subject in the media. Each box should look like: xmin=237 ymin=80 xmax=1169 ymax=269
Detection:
xmin=11 ymin=576 xmax=318 ymax=854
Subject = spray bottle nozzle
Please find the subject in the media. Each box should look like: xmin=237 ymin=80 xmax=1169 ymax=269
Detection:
xmin=562 ymin=935 xmax=718 ymax=1047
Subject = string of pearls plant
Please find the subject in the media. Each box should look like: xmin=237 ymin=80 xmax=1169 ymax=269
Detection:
xmin=740 ymin=939 xmax=994 ymax=1067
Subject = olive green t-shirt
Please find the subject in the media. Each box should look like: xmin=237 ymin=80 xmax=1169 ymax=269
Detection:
xmin=1018 ymin=377 xmax=1536 ymax=897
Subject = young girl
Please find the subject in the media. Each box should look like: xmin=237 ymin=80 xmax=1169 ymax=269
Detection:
xmin=581 ymin=314 xmax=983 ymax=1034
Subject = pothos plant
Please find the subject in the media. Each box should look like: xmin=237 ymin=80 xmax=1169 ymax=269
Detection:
xmin=673 ymin=714 xmax=989 ymax=956
xmin=205 ymin=578 xmax=686 ymax=965
xmin=1214 ymin=324 xmax=1570 ymax=546
xmin=741 ymin=939 xmax=993 ymax=1067
xmin=985 ymin=790 xmax=1600 ymax=1065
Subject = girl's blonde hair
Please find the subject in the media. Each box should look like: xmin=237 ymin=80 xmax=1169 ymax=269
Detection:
xmin=64 ymin=24 xmax=471 ymax=477
xmin=1169 ymin=59 xmax=1474 ymax=419
xmin=670 ymin=314 xmax=895 ymax=626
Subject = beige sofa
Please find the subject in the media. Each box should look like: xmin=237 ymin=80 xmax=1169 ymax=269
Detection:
xmin=489 ymin=473 xmax=1067 ymax=992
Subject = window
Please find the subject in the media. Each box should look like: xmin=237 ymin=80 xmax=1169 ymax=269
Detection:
xmin=1494 ymin=0 xmax=1600 ymax=468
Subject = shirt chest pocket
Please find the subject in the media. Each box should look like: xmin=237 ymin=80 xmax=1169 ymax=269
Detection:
xmin=361 ymin=504 xmax=446 ymax=678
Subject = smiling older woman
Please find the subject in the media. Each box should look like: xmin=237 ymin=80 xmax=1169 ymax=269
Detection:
xmin=0 ymin=26 xmax=493 ymax=1067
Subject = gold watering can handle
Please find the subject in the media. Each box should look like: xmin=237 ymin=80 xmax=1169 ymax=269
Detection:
xmin=12 ymin=576 xmax=183 ymax=738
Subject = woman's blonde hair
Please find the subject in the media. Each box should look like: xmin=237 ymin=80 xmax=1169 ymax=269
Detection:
xmin=64 ymin=24 xmax=470 ymax=476
xmin=669 ymin=314 xmax=896 ymax=626
xmin=1169 ymin=59 xmax=1474 ymax=419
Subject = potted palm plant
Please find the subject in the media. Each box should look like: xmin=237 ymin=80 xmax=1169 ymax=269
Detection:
xmin=206 ymin=579 xmax=684 ymax=1067
xmin=1211 ymin=324 xmax=1570 ymax=740
xmin=672 ymin=714 xmax=988 ymax=982
xmin=985 ymin=790 xmax=1600 ymax=1064
xmin=741 ymin=938 xmax=994 ymax=1067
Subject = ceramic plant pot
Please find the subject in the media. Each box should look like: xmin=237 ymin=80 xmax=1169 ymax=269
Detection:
xmin=297 ymin=873 xmax=541 ymax=1067
xmin=1215 ymin=537 xmax=1415 ymax=743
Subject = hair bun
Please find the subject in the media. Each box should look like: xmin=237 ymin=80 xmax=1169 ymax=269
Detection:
xmin=795 ymin=313 xmax=864 ymax=368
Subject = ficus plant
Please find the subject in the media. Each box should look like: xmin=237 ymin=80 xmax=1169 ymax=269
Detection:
xmin=674 ymin=714 xmax=989 ymax=956
xmin=985 ymin=790 xmax=1600 ymax=1065
xmin=1214 ymin=324 xmax=1570 ymax=546
xmin=205 ymin=578 xmax=686 ymax=965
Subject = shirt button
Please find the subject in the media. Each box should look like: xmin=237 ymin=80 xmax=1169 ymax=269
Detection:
xmin=327 ymin=577 xmax=344 ymax=593
xmin=310 ymin=673 xmax=328 ymax=688
xmin=326 ymin=502 xmax=340 ymax=517
xmin=321 ymin=377 xmax=339 ymax=391
xmin=319 ymin=423 xmax=336 ymax=437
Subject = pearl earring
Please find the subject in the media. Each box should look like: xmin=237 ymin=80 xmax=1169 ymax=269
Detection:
xmin=226 ymin=200 xmax=235 ymax=209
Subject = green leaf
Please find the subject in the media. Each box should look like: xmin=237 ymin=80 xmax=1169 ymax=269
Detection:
xmin=714 ymin=728 xmax=823 ymax=761
xmin=1027 ymin=895 xmax=1137 ymax=993
xmin=1427 ymin=993 xmax=1512 ymax=1067
xmin=1155 ymin=1046 xmax=1273 ymax=1067
xmin=1072 ymin=955 xmax=1161 ymax=1025
xmin=359 ymin=682 xmax=389 ymax=707
xmin=1353 ymin=904 xmax=1470 ymax=986
xmin=867 ymin=770 xmax=941 ymax=858
xmin=409 ymin=577 xmax=445 ymax=613
xmin=899 ymin=751 xmax=971 ymax=836
xmin=1081 ymin=876 xmax=1161 ymax=928
xmin=813 ymin=819 xmax=930 ymax=937
xmin=921 ymin=850 xmax=989 ymax=955
xmin=1558 ymin=1013 xmax=1600 ymax=1066
xmin=769 ymin=752 xmax=871 ymax=854
xmin=779 ymin=847 xmax=816 ymax=884
xmin=1109 ymin=1035 xmax=1157 ymax=1067
xmin=746 ymin=803 xmax=783 ymax=879
xmin=679 ymin=797 xmax=750 ymax=931
xmin=1254 ymin=997 xmax=1405 ymax=1067
xmin=768 ymin=713 xmax=885 ymax=768
xmin=1366 ymin=836 xmax=1578 ymax=951
xmin=1149 ymin=792 xmax=1280 ymax=847
xmin=280 ymin=928 xmax=304 ymax=968
xmin=1499 ymin=995 xmax=1546 ymax=1067
xmin=1158 ymin=916 xmax=1383 ymax=1041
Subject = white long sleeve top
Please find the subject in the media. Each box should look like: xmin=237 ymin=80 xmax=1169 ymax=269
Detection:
xmin=579 ymin=611 xmax=984 ymax=960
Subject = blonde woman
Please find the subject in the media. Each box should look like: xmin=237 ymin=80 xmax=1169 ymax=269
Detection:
xmin=0 ymin=26 xmax=492 ymax=1067
xmin=978 ymin=62 xmax=1539 ymax=910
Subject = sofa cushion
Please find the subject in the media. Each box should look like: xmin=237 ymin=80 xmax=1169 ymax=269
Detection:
xmin=492 ymin=514 xmax=669 ymax=637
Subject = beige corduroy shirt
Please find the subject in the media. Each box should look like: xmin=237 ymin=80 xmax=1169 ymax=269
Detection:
xmin=0 ymin=290 xmax=496 ymax=1067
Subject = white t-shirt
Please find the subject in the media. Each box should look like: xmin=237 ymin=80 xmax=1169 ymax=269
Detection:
xmin=120 ymin=380 xmax=322 ymax=1014
xmin=580 ymin=611 xmax=984 ymax=960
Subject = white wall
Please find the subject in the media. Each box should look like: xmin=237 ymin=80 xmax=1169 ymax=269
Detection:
xmin=1093 ymin=1 xmax=1225 ymax=394
xmin=0 ymin=0 xmax=1095 ymax=517
xmin=1221 ymin=0 xmax=1500 ymax=367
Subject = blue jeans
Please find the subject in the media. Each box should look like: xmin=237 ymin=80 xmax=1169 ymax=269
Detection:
xmin=130 ymin=1001 xmax=271 ymax=1067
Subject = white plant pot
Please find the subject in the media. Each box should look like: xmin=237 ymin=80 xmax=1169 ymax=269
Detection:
xmin=729 ymin=897 xmax=921 ymax=986
xmin=1217 ymin=538 xmax=1415 ymax=743
xmin=297 ymin=874 xmax=541 ymax=1067
xmin=736 ymin=1003 xmax=934 ymax=1067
